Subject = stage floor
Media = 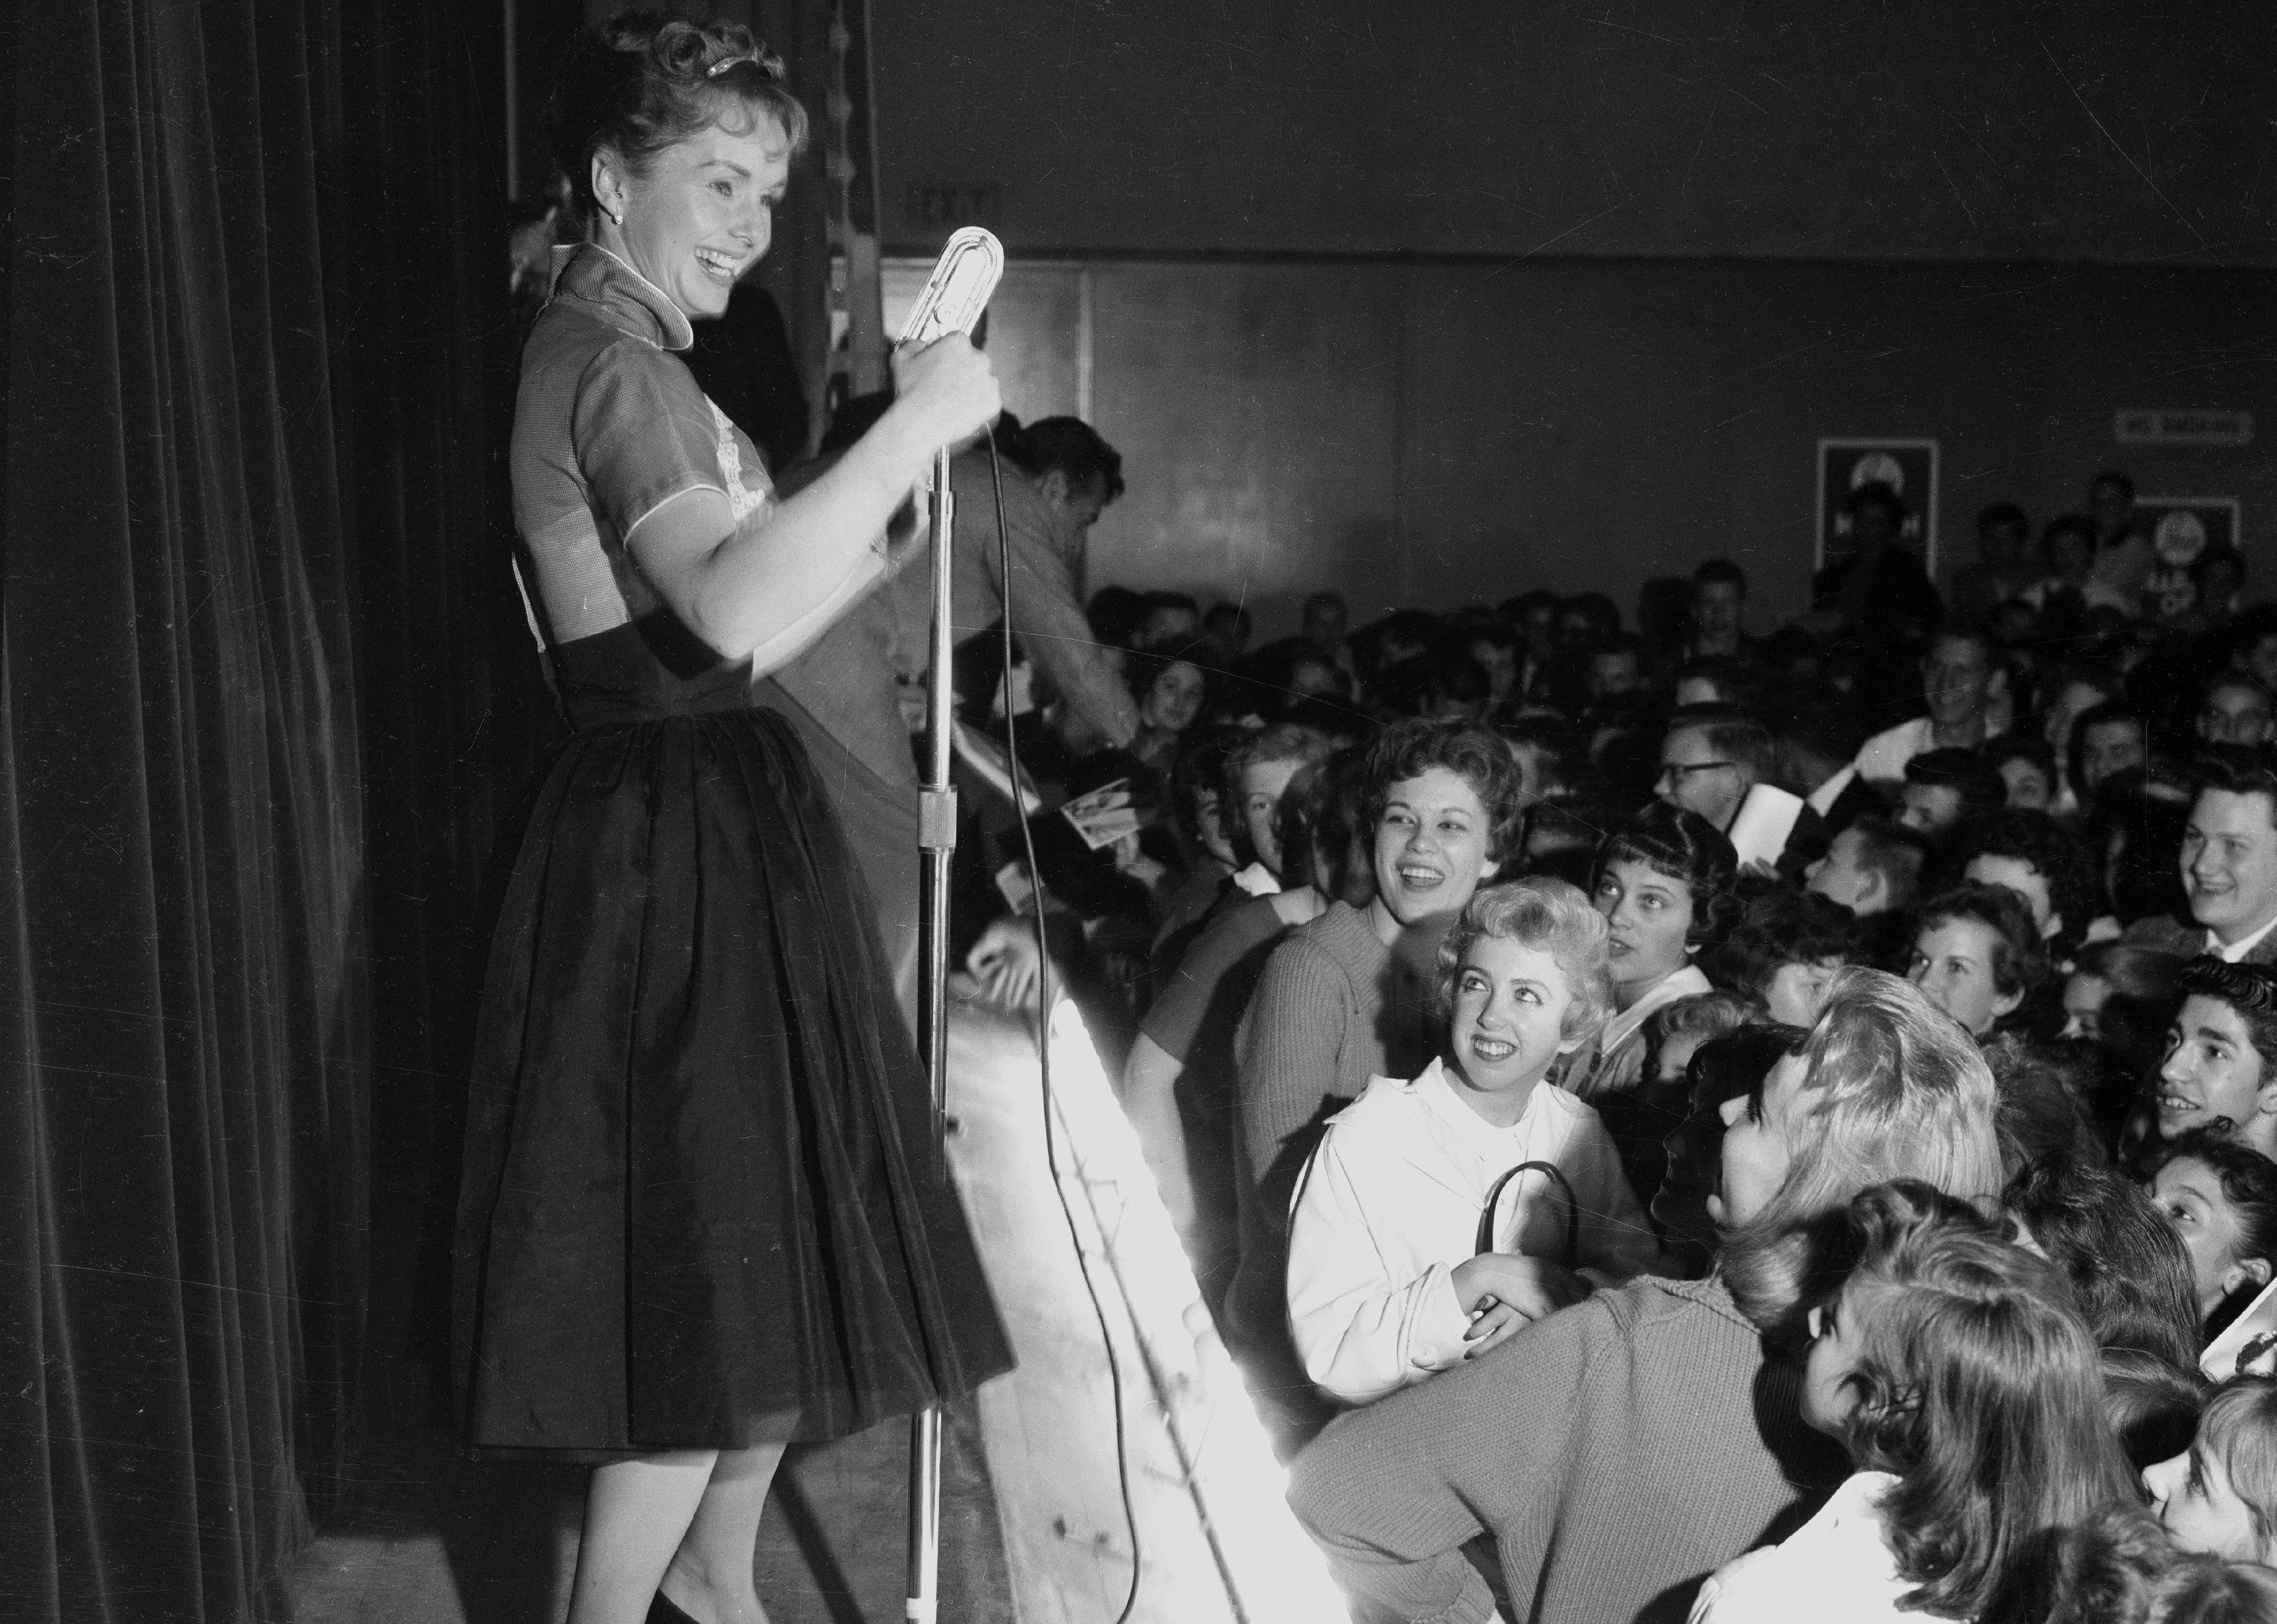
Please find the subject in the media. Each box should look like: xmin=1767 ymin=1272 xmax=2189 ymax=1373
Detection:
xmin=277 ymin=996 xmax=1342 ymax=1623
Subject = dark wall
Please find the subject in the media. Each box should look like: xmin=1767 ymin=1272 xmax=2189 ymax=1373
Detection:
xmin=934 ymin=256 xmax=2277 ymax=635
xmin=868 ymin=2 xmax=2277 ymax=631
xmin=874 ymin=0 xmax=2277 ymax=265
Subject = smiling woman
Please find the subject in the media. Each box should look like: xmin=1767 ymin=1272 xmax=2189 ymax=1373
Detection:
xmin=1227 ymin=718 xmax=1523 ymax=1445
xmin=452 ymin=15 xmax=1010 ymax=1624
xmin=1283 ymin=878 xmax=1657 ymax=1408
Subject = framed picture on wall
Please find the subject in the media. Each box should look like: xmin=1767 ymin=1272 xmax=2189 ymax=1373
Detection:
xmin=1816 ymin=438 xmax=1940 ymax=576
xmin=2136 ymin=496 xmax=2241 ymax=561
xmin=2136 ymin=497 xmax=2242 ymax=621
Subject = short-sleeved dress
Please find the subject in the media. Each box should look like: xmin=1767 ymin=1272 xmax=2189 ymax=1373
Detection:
xmin=452 ymin=244 xmax=1012 ymax=1454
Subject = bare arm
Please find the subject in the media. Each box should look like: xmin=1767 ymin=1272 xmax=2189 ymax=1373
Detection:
xmin=1121 ymin=1034 xmax=1197 ymax=1238
xmin=628 ymin=337 xmax=998 ymax=664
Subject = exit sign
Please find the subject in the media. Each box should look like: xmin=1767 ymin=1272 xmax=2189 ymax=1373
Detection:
xmin=905 ymin=182 xmax=1003 ymax=231
xmin=2116 ymin=410 xmax=2253 ymax=446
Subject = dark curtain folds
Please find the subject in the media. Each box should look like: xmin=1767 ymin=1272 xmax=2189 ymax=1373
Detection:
xmin=2 ymin=1 xmax=534 ymax=1621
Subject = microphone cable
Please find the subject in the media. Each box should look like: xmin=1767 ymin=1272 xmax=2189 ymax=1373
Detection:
xmin=980 ymin=425 xmax=1143 ymax=1624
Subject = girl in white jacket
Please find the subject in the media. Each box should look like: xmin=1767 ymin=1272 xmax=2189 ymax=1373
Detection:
xmin=1286 ymin=877 xmax=1662 ymax=1406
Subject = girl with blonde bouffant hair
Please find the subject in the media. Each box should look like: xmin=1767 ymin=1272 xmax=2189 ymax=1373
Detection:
xmin=1720 ymin=966 xmax=2008 ymax=1338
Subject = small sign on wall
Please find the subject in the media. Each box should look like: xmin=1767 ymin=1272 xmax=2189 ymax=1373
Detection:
xmin=2137 ymin=497 xmax=2243 ymax=620
xmin=2138 ymin=496 xmax=2242 ymax=561
xmin=1816 ymin=439 xmax=1940 ymax=576
xmin=904 ymin=182 xmax=1004 ymax=232
xmin=2116 ymin=410 xmax=2253 ymax=447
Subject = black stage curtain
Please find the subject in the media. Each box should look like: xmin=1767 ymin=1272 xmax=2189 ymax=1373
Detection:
xmin=2 ymin=1 xmax=539 ymax=1619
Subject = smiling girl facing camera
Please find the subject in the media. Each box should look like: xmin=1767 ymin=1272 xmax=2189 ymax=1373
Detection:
xmin=1286 ymin=880 xmax=1660 ymax=1406
xmin=1228 ymin=719 xmax=1524 ymax=1438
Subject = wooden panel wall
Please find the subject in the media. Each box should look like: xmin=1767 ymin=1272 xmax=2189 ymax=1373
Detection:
xmin=901 ymin=257 xmax=2276 ymax=639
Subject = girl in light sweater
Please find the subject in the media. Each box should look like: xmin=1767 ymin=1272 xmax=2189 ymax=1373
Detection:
xmin=1286 ymin=879 xmax=1659 ymax=1406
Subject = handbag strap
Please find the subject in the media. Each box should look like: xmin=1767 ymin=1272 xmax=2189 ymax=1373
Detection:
xmin=1475 ymin=1159 xmax=1580 ymax=1270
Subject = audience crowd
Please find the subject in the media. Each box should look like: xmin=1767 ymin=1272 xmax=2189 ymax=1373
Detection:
xmin=927 ymin=431 xmax=2277 ymax=1624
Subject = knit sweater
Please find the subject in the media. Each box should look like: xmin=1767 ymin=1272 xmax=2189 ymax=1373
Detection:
xmin=1226 ymin=902 xmax=1438 ymax=1424
xmin=1286 ymin=1273 xmax=1846 ymax=1624
xmin=1235 ymin=902 xmax=1438 ymax=1192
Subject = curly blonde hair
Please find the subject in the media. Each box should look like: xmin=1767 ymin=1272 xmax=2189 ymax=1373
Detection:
xmin=1720 ymin=967 xmax=2004 ymax=1332
xmin=1434 ymin=878 xmax=1613 ymax=1041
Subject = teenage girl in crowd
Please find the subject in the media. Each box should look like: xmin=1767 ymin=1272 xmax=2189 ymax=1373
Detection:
xmin=2154 ymin=1130 xmax=2277 ymax=1339
xmin=1562 ymin=802 xmax=1738 ymax=1102
xmin=1288 ymin=970 xmax=2002 ymax=1624
xmin=1285 ymin=880 xmax=1658 ymax=1406
xmin=1563 ymin=803 xmax=1741 ymax=1204
xmin=2147 ymin=1378 xmax=2277 ymax=1568
xmin=1691 ymin=1183 xmax=2135 ymax=1622
xmin=1229 ymin=718 xmax=1523 ymax=1441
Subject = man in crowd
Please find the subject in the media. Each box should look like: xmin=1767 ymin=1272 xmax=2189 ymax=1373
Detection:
xmin=1895 ymin=747 xmax=2007 ymax=843
xmin=1854 ymin=628 xmax=2004 ymax=788
xmin=1501 ymin=589 xmax=1562 ymax=705
xmin=1682 ymin=559 xmax=1752 ymax=663
xmin=2075 ymin=701 xmax=2150 ymax=801
xmin=2088 ymin=469 xmax=2154 ymax=608
xmin=1587 ymin=634 xmax=1650 ymax=705
xmin=1302 ymin=590 xmax=1354 ymax=678
xmin=2201 ymin=673 xmax=2275 ymax=748
xmin=1807 ymin=481 xmax=1942 ymax=645
xmin=1961 ymin=810 xmax=2099 ymax=962
xmin=1946 ymin=501 xmax=2038 ymax=627
xmin=759 ymin=415 xmax=1139 ymax=1026
xmin=2125 ymin=751 xmax=2277 ymax=966
xmin=1655 ymin=705 xmax=1828 ymax=878
xmin=1805 ymin=816 xmax=1931 ymax=921
xmin=1203 ymin=601 xmax=1253 ymax=663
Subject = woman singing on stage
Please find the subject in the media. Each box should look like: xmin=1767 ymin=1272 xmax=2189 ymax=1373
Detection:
xmin=452 ymin=15 xmax=1013 ymax=1624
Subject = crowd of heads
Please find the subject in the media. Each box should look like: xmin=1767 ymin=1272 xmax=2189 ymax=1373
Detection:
xmin=960 ymin=459 xmax=2277 ymax=1621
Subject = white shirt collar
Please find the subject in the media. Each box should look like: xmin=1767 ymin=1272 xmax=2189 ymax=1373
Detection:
xmin=1596 ymin=963 xmax=1714 ymax=1058
xmin=1412 ymin=1055 xmax=1554 ymax=1144
xmin=2210 ymin=911 xmax=2277 ymax=963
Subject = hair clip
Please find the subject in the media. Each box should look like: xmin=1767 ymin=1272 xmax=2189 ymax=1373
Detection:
xmin=707 ymin=47 xmax=783 ymax=79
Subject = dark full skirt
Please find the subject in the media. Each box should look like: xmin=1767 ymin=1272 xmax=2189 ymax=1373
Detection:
xmin=452 ymin=702 xmax=1013 ymax=1454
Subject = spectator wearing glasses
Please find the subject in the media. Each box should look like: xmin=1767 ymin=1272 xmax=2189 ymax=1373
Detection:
xmin=1655 ymin=705 xmax=1830 ymax=881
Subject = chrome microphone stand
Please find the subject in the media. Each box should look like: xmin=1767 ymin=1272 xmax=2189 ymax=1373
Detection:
xmin=898 ymin=227 xmax=1001 ymax=1624
xmin=906 ymin=442 xmax=956 ymax=1624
